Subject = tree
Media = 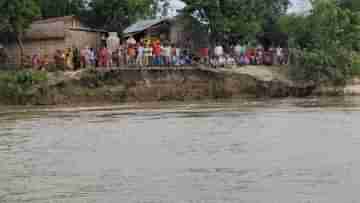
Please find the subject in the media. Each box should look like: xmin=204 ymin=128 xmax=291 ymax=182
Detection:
xmin=181 ymin=0 xmax=290 ymax=44
xmin=38 ymin=0 xmax=86 ymax=18
xmin=86 ymin=0 xmax=158 ymax=33
xmin=337 ymin=0 xmax=360 ymax=11
xmin=159 ymin=0 xmax=171 ymax=18
xmin=280 ymin=0 xmax=360 ymax=84
xmin=0 ymin=0 xmax=41 ymax=65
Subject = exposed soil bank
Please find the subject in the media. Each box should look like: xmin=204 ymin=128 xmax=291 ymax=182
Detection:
xmin=312 ymin=77 xmax=360 ymax=96
xmin=0 ymin=66 xmax=316 ymax=105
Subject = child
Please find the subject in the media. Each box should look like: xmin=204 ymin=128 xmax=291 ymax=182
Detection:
xmin=226 ymin=54 xmax=236 ymax=66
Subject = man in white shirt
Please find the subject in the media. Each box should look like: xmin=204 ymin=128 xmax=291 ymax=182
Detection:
xmin=214 ymin=44 xmax=224 ymax=66
xmin=276 ymin=46 xmax=283 ymax=65
xmin=163 ymin=44 xmax=171 ymax=65
xmin=136 ymin=43 xmax=145 ymax=67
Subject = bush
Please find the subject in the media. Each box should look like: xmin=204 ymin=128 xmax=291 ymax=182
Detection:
xmin=289 ymin=48 xmax=353 ymax=85
xmin=351 ymin=54 xmax=360 ymax=76
xmin=0 ymin=70 xmax=48 ymax=104
xmin=282 ymin=0 xmax=360 ymax=85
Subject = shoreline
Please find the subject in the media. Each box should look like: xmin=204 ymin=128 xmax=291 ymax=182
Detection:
xmin=1 ymin=65 xmax=353 ymax=106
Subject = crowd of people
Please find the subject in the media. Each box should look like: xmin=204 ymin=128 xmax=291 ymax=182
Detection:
xmin=28 ymin=36 xmax=288 ymax=70
xmin=211 ymin=43 xmax=288 ymax=67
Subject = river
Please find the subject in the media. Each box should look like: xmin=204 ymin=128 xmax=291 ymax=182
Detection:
xmin=1 ymin=97 xmax=360 ymax=203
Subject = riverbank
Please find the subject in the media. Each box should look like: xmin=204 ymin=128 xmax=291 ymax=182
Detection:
xmin=0 ymin=65 xmax=323 ymax=105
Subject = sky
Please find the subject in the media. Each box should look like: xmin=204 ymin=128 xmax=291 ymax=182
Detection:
xmin=169 ymin=0 xmax=311 ymax=15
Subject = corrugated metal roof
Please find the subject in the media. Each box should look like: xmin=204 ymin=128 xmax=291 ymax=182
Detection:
xmin=123 ymin=18 xmax=171 ymax=35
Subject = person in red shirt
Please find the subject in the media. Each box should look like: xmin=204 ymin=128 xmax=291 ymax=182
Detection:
xmin=199 ymin=47 xmax=209 ymax=64
xmin=152 ymin=40 xmax=161 ymax=65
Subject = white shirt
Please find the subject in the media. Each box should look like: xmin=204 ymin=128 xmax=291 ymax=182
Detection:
xmin=163 ymin=46 xmax=171 ymax=57
xmin=138 ymin=46 xmax=144 ymax=56
xmin=234 ymin=45 xmax=241 ymax=56
xmin=175 ymin=48 xmax=181 ymax=57
xmin=144 ymin=47 xmax=152 ymax=57
xmin=219 ymin=56 xmax=226 ymax=65
xmin=214 ymin=46 xmax=224 ymax=56
xmin=227 ymin=57 xmax=235 ymax=65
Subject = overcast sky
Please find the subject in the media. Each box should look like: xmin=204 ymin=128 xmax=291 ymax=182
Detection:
xmin=169 ymin=0 xmax=311 ymax=15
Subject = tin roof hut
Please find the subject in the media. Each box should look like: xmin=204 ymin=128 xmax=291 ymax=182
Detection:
xmin=4 ymin=16 xmax=108 ymax=65
xmin=123 ymin=16 xmax=209 ymax=52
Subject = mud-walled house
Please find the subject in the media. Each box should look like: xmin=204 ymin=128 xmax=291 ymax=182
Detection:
xmin=4 ymin=16 xmax=108 ymax=65
xmin=123 ymin=16 xmax=209 ymax=52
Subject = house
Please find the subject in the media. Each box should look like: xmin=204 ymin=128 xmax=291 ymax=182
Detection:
xmin=5 ymin=16 xmax=107 ymax=65
xmin=123 ymin=16 xmax=209 ymax=52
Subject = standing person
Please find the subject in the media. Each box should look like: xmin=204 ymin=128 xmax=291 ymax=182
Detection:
xmin=240 ymin=43 xmax=246 ymax=56
xmin=107 ymin=47 xmax=113 ymax=67
xmin=171 ymin=44 xmax=177 ymax=65
xmin=175 ymin=45 xmax=181 ymax=66
xmin=163 ymin=43 xmax=171 ymax=66
xmin=268 ymin=46 xmax=276 ymax=65
xmin=85 ymin=46 xmax=92 ymax=68
xmin=72 ymin=47 xmax=81 ymax=70
xmin=112 ymin=49 xmax=119 ymax=67
xmin=127 ymin=44 xmax=136 ymax=65
xmin=226 ymin=54 xmax=236 ymax=66
xmin=80 ymin=47 xmax=87 ymax=68
xmin=160 ymin=41 xmax=166 ymax=65
xmin=119 ymin=42 xmax=126 ymax=66
xmin=32 ymin=53 xmax=41 ymax=70
xmin=90 ymin=48 xmax=96 ymax=68
xmin=234 ymin=42 xmax=242 ymax=63
xmin=200 ymin=46 xmax=209 ymax=64
xmin=214 ymin=43 xmax=224 ymax=65
xmin=104 ymin=47 xmax=111 ymax=68
xmin=117 ymin=45 xmax=123 ymax=67
xmin=256 ymin=47 xmax=264 ymax=65
xmin=64 ymin=47 xmax=74 ymax=70
xmin=98 ymin=47 xmax=105 ymax=67
xmin=143 ymin=43 xmax=152 ymax=66
xmin=250 ymin=47 xmax=256 ymax=65
xmin=152 ymin=40 xmax=161 ymax=66
xmin=136 ymin=42 xmax=144 ymax=67
xmin=276 ymin=46 xmax=283 ymax=65
xmin=56 ymin=49 xmax=66 ymax=70
xmin=126 ymin=36 xmax=136 ymax=65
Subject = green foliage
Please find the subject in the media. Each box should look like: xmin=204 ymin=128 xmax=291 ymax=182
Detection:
xmin=289 ymin=48 xmax=353 ymax=85
xmin=38 ymin=0 xmax=86 ymax=18
xmin=0 ymin=0 xmax=41 ymax=64
xmin=0 ymin=70 xmax=48 ymax=104
xmin=182 ymin=0 xmax=290 ymax=43
xmin=338 ymin=0 xmax=360 ymax=11
xmin=281 ymin=0 xmax=360 ymax=85
xmin=86 ymin=0 xmax=158 ymax=32
xmin=350 ymin=54 xmax=360 ymax=76
xmin=0 ymin=0 xmax=40 ymax=33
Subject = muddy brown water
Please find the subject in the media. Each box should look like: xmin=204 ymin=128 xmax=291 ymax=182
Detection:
xmin=1 ymin=97 xmax=360 ymax=203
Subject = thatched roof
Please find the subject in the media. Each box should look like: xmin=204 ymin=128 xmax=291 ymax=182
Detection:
xmin=23 ymin=16 xmax=106 ymax=41
xmin=24 ymin=20 xmax=66 ymax=40
xmin=33 ymin=16 xmax=76 ymax=24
